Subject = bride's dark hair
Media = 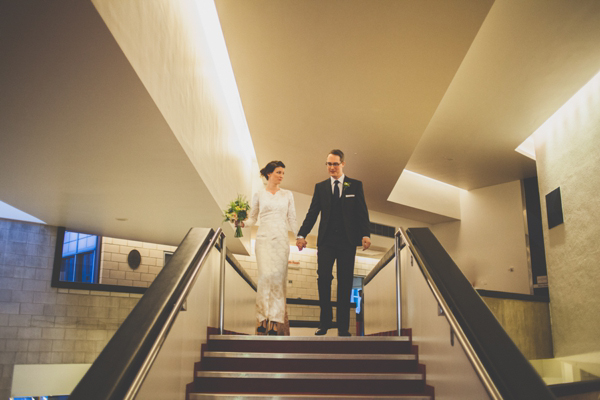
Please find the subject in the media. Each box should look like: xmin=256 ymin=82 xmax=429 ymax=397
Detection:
xmin=260 ymin=160 xmax=285 ymax=180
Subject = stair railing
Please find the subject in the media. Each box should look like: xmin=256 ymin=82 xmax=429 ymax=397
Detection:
xmin=398 ymin=228 xmax=502 ymax=399
xmin=68 ymin=227 xmax=256 ymax=400
xmin=365 ymin=227 xmax=556 ymax=400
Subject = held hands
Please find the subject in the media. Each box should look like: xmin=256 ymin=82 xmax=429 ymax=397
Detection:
xmin=296 ymin=238 xmax=307 ymax=251
xmin=234 ymin=220 xmax=244 ymax=228
xmin=362 ymin=237 xmax=371 ymax=251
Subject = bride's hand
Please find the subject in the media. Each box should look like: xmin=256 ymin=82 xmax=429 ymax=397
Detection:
xmin=234 ymin=220 xmax=245 ymax=228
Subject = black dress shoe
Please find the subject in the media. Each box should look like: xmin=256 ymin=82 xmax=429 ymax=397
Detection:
xmin=315 ymin=326 xmax=330 ymax=336
xmin=338 ymin=330 xmax=351 ymax=337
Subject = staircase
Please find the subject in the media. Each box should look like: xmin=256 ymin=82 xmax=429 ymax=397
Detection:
xmin=188 ymin=330 xmax=434 ymax=399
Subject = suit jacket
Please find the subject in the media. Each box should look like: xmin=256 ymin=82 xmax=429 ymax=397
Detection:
xmin=298 ymin=176 xmax=370 ymax=246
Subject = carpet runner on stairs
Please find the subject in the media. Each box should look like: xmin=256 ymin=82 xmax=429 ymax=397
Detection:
xmin=188 ymin=331 xmax=434 ymax=400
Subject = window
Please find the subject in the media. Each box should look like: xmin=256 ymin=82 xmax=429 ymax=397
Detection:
xmin=60 ymin=231 xmax=99 ymax=283
xmin=51 ymin=227 xmax=145 ymax=294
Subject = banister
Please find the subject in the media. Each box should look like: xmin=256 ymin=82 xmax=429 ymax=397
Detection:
xmin=68 ymin=227 xmax=256 ymax=400
xmin=364 ymin=227 xmax=556 ymax=399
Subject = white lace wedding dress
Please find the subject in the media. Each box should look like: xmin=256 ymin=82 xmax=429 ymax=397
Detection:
xmin=245 ymin=188 xmax=298 ymax=324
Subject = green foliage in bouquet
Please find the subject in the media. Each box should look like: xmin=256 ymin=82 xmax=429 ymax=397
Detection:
xmin=223 ymin=195 xmax=251 ymax=237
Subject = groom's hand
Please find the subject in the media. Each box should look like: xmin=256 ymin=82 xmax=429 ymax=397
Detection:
xmin=296 ymin=238 xmax=307 ymax=251
xmin=362 ymin=237 xmax=371 ymax=251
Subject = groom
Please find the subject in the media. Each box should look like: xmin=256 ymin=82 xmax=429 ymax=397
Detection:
xmin=297 ymin=149 xmax=371 ymax=336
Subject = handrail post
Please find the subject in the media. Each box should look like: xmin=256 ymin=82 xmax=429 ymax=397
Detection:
xmin=218 ymin=233 xmax=226 ymax=334
xmin=395 ymin=230 xmax=402 ymax=335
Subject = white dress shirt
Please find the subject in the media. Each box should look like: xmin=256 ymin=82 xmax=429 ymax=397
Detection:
xmin=330 ymin=175 xmax=345 ymax=197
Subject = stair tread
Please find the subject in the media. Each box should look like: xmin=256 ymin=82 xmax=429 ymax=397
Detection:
xmin=189 ymin=394 xmax=432 ymax=399
xmin=209 ymin=335 xmax=410 ymax=342
xmin=196 ymin=371 xmax=424 ymax=380
xmin=203 ymin=351 xmax=416 ymax=360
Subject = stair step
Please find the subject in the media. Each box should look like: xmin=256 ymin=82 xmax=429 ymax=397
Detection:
xmin=204 ymin=351 xmax=416 ymax=360
xmin=194 ymin=370 xmax=425 ymax=395
xmin=201 ymin=351 xmax=418 ymax=373
xmin=196 ymin=371 xmax=424 ymax=380
xmin=206 ymin=335 xmax=412 ymax=355
xmin=190 ymin=394 xmax=433 ymax=400
xmin=209 ymin=335 xmax=411 ymax=342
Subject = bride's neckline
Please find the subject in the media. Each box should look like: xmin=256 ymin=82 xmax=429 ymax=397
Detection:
xmin=265 ymin=187 xmax=280 ymax=195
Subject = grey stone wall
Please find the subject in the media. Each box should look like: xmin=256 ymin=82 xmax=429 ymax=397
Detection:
xmin=0 ymin=218 xmax=140 ymax=399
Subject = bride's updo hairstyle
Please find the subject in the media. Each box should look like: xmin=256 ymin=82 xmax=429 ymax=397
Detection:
xmin=260 ymin=160 xmax=285 ymax=180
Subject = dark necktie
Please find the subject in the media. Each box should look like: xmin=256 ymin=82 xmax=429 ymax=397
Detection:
xmin=333 ymin=180 xmax=340 ymax=199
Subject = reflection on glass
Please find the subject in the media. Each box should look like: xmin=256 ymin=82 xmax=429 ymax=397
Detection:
xmin=60 ymin=231 xmax=99 ymax=283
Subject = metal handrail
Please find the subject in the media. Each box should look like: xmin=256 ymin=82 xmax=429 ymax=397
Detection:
xmin=124 ymin=228 xmax=223 ymax=400
xmin=396 ymin=228 xmax=503 ymax=400
xmin=69 ymin=227 xmax=257 ymax=400
xmin=218 ymin=232 xmax=226 ymax=334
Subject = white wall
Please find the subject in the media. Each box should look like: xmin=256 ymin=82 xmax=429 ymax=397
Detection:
xmin=92 ymin=0 xmax=259 ymax=253
xmin=399 ymin=246 xmax=492 ymax=399
xmin=431 ymin=180 xmax=531 ymax=294
xmin=388 ymin=170 xmax=462 ymax=220
xmin=533 ymin=70 xmax=600 ymax=357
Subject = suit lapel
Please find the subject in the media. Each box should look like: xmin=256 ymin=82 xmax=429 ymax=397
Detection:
xmin=321 ymin=180 xmax=332 ymax=209
xmin=340 ymin=177 xmax=352 ymax=204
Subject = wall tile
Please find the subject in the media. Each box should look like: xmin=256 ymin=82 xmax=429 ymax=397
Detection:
xmin=0 ymin=304 xmax=19 ymax=315
xmin=39 ymin=351 xmax=62 ymax=364
xmin=54 ymin=317 xmax=77 ymax=328
xmin=0 ymin=323 xmax=19 ymax=339
xmin=0 ymin=352 xmax=16 ymax=365
xmin=27 ymin=233 xmax=50 ymax=246
xmin=31 ymin=316 xmax=55 ymax=328
xmin=27 ymin=340 xmax=53 ymax=352
xmin=52 ymin=339 xmax=75 ymax=352
xmin=34 ymin=269 xmax=53 ymax=281
xmin=17 ymin=327 xmax=42 ymax=340
xmin=66 ymin=306 xmax=89 ymax=318
xmin=4 ymin=253 xmax=25 ymax=267
xmin=5 ymin=340 xmax=28 ymax=352
xmin=42 ymin=304 xmax=67 ymax=317
xmin=14 ymin=267 xmax=37 ymax=280
xmin=41 ymin=328 xmax=65 ymax=340
xmin=22 ymin=279 xmax=47 ymax=292
xmin=8 ymin=315 xmax=31 ymax=327
xmin=8 ymin=231 xmax=28 ymax=244
xmin=44 ymin=304 xmax=67 ymax=317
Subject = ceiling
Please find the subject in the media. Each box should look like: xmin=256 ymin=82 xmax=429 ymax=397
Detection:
xmin=214 ymin=0 xmax=600 ymax=222
xmin=2 ymin=0 xmax=600 ymax=246
xmin=0 ymin=1 xmax=226 ymax=247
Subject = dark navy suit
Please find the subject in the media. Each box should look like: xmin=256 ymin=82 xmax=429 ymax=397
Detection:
xmin=298 ymin=176 xmax=370 ymax=332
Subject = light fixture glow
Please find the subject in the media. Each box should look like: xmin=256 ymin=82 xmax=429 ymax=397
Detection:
xmin=515 ymin=135 xmax=536 ymax=160
xmin=403 ymin=170 xmax=466 ymax=191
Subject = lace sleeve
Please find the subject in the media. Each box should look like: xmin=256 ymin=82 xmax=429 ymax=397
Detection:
xmin=286 ymin=190 xmax=298 ymax=234
xmin=244 ymin=191 xmax=260 ymax=227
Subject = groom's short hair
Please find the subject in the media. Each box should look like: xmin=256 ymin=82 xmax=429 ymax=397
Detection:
xmin=329 ymin=149 xmax=345 ymax=162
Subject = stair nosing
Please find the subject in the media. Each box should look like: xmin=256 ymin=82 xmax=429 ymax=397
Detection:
xmin=196 ymin=371 xmax=424 ymax=380
xmin=189 ymin=394 xmax=432 ymax=400
xmin=209 ymin=335 xmax=410 ymax=342
xmin=203 ymin=351 xmax=416 ymax=361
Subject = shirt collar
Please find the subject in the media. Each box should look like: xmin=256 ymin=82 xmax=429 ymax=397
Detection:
xmin=331 ymin=175 xmax=345 ymax=186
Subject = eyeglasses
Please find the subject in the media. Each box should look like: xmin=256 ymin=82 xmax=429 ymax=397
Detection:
xmin=325 ymin=162 xmax=341 ymax=167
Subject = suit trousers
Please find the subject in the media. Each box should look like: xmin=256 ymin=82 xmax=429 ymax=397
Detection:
xmin=317 ymin=241 xmax=356 ymax=332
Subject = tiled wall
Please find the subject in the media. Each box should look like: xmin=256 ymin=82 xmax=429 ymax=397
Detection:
xmin=235 ymin=248 xmax=378 ymax=323
xmin=0 ymin=219 xmax=142 ymax=399
xmin=99 ymin=237 xmax=176 ymax=287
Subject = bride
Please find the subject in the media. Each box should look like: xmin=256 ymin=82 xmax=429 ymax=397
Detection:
xmin=241 ymin=160 xmax=298 ymax=335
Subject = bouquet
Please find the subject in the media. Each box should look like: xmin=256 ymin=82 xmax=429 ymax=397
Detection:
xmin=223 ymin=195 xmax=251 ymax=238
